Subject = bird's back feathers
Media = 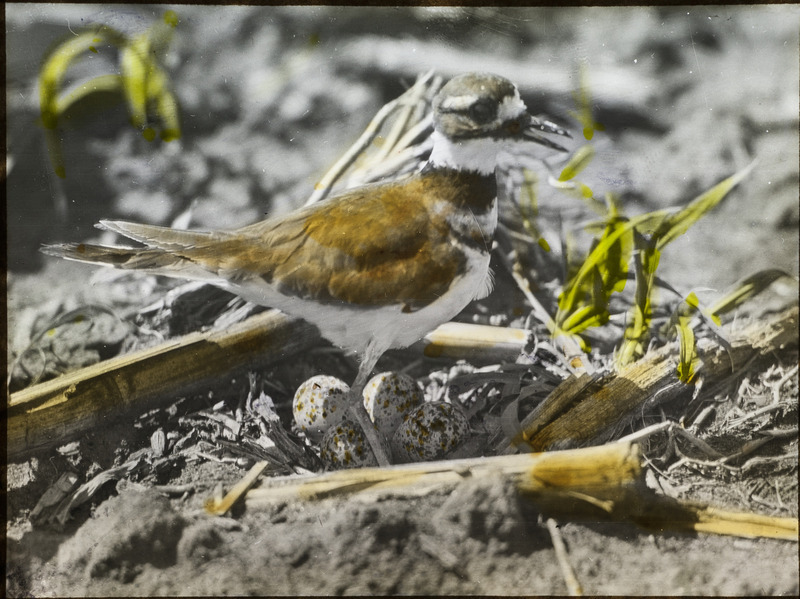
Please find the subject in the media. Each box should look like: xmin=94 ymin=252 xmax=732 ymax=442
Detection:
xmin=41 ymin=168 xmax=498 ymax=309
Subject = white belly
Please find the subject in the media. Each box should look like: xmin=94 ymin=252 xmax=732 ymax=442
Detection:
xmin=227 ymin=246 xmax=492 ymax=356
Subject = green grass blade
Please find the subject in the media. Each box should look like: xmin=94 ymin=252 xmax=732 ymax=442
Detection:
xmin=556 ymin=211 xmax=636 ymax=343
xmin=558 ymin=144 xmax=595 ymax=182
xmin=558 ymin=212 xmax=657 ymax=320
xmin=653 ymin=161 xmax=756 ymax=250
xmin=120 ymin=34 xmax=151 ymax=129
xmin=120 ymin=18 xmax=181 ymax=141
xmin=616 ymin=239 xmax=660 ymax=368
xmin=55 ymin=74 xmax=124 ymax=122
xmin=675 ymin=292 xmax=701 ymax=383
xmin=145 ymin=66 xmax=181 ymax=141
xmin=568 ymin=61 xmax=606 ymax=141
xmin=676 ymin=318 xmax=698 ymax=383
xmin=708 ymin=269 xmax=794 ymax=323
xmin=558 ymin=299 xmax=609 ymax=335
xmin=39 ymin=27 xmax=126 ymax=177
xmin=155 ymin=86 xmax=182 ymax=141
xmin=598 ymin=217 xmax=634 ymax=295
xmin=39 ymin=30 xmax=125 ymax=129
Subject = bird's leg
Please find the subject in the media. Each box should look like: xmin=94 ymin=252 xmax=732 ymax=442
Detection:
xmin=349 ymin=394 xmax=391 ymax=467
xmin=347 ymin=340 xmax=392 ymax=467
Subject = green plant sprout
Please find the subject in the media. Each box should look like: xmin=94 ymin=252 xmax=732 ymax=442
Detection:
xmin=517 ymin=65 xmax=787 ymax=383
xmin=707 ymin=269 xmax=794 ymax=325
xmin=39 ymin=9 xmax=181 ymax=178
xmin=670 ymin=292 xmax=702 ymax=383
xmin=570 ymin=61 xmax=606 ymax=141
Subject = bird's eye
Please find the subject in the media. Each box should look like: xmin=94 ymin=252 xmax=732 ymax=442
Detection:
xmin=468 ymin=99 xmax=496 ymax=124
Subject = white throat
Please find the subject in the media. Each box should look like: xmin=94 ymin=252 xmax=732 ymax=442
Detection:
xmin=428 ymin=131 xmax=503 ymax=176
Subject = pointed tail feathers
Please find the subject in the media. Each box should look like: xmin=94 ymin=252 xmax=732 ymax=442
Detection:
xmin=40 ymin=242 xmax=187 ymax=271
xmin=97 ymin=220 xmax=215 ymax=251
xmin=40 ymin=220 xmax=224 ymax=281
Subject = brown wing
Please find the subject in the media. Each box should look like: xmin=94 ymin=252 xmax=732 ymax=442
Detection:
xmin=187 ymin=177 xmax=467 ymax=308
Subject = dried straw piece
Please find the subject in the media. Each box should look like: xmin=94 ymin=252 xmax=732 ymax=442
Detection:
xmin=546 ymin=518 xmax=583 ymax=596
xmin=205 ymin=460 xmax=269 ymax=516
xmin=422 ymin=322 xmax=530 ymax=363
xmin=243 ymin=441 xmax=799 ymax=540
xmin=304 ymin=69 xmax=435 ymax=206
xmin=246 ymin=441 xmax=643 ymax=507
xmin=8 ymin=309 xmax=320 ymax=459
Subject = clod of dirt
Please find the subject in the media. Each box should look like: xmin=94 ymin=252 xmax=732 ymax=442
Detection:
xmin=176 ymin=520 xmax=224 ymax=564
xmin=430 ymin=473 xmax=537 ymax=557
xmin=56 ymin=491 xmax=186 ymax=583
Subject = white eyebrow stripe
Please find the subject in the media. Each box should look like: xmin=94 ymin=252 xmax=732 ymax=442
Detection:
xmin=497 ymin=90 xmax=527 ymax=121
xmin=439 ymin=94 xmax=480 ymax=111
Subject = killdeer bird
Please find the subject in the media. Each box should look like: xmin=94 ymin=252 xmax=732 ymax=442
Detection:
xmin=42 ymin=72 xmax=570 ymax=466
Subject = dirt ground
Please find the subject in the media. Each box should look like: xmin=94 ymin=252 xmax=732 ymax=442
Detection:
xmin=6 ymin=5 xmax=800 ymax=596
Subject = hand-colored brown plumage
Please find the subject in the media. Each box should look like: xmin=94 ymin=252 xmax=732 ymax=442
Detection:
xmin=42 ymin=72 xmax=570 ymax=466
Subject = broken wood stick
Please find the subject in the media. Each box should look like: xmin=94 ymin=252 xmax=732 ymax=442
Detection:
xmin=7 ymin=309 xmax=320 ymax=459
xmin=422 ymin=322 xmax=530 ymax=363
xmin=245 ymin=439 xmax=643 ymax=506
xmin=242 ymin=441 xmax=798 ymax=541
xmin=498 ymin=304 xmax=798 ymax=453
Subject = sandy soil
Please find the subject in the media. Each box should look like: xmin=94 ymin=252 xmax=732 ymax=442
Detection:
xmin=6 ymin=5 xmax=799 ymax=596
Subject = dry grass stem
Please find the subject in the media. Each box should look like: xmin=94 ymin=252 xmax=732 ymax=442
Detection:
xmin=242 ymin=441 xmax=797 ymax=540
xmin=304 ymin=69 xmax=435 ymax=206
xmin=205 ymin=460 xmax=269 ymax=516
xmin=546 ymin=518 xmax=583 ymax=596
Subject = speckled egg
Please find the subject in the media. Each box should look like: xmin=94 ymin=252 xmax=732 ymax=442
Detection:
xmin=292 ymin=375 xmax=350 ymax=442
xmin=391 ymin=401 xmax=469 ymax=463
xmin=319 ymin=418 xmax=388 ymax=469
xmin=362 ymin=372 xmax=423 ymax=437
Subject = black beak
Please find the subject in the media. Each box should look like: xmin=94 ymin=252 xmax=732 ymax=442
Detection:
xmin=518 ymin=114 xmax=571 ymax=153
